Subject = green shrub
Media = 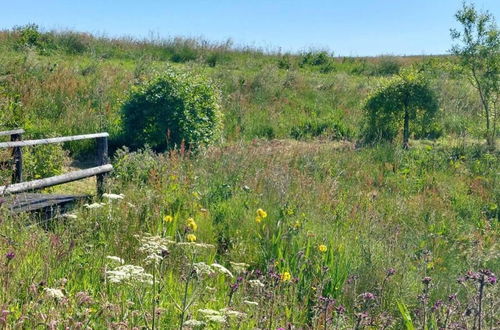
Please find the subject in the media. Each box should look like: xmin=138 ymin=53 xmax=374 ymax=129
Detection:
xmin=299 ymin=51 xmax=331 ymax=67
xmin=373 ymin=56 xmax=401 ymax=76
xmin=290 ymin=115 xmax=351 ymax=140
xmin=121 ymin=67 xmax=223 ymax=151
xmin=23 ymin=143 xmax=68 ymax=181
xmin=277 ymin=55 xmax=293 ymax=69
xmin=13 ymin=23 xmax=41 ymax=49
xmin=57 ymin=32 xmax=89 ymax=55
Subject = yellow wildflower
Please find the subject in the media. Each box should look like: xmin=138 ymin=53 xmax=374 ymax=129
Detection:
xmin=280 ymin=271 xmax=291 ymax=282
xmin=163 ymin=215 xmax=173 ymax=223
xmin=256 ymin=208 xmax=267 ymax=219
xmin=255 ymin=216 xmax=263 ymax=223
xmin=186 ymin=234 xmax=197 ymax=242
xmin=318 ymin=244 xmax=327 ymax=253
xmin=187 ymin=218 xmax=198 ymax=231
xmin=293 ymin=221 xmax=301 ymax=229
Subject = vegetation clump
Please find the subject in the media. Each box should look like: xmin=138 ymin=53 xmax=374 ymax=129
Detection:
xmin=363 ymin=68 xmax=439 ymax=148
xmin=121 ymin=67 xmax=223 ymax=151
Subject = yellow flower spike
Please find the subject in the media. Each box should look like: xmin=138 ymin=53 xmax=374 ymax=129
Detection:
xmin=280 ymin=272 xmax=291 ymax=282
xmin=163 ymin=215 xmax=173 ymax=223
xmin=186 ymin=218 xmax=198 ymax=231
xmin=255 ymin=216 xmax=263 ymax=223
xmin=256 ymin=208 xmax=267 ymax=219
xmin=186 ymin=234 xmax=197 ymax=242
xmin=318 ymin=244 xmax=327 ymax=253
xmin=293 ymin=221 xmax=301 ymax=229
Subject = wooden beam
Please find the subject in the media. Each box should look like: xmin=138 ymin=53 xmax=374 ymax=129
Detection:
xmin=0 ymin=129 xmax=25 ymax=137
xmin=0 ymin=164 xmax=113 ymax=195
xmin=11 ymin=132 xmax=23 ymax=183
xmin=0 ymin=133 xmax=109 ymax=148
xmin=96 ymin=136 xmax=109 ymax=196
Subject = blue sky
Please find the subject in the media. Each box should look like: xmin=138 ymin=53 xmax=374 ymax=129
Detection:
xmin=1 ymin=0 xmax=499 ymax=56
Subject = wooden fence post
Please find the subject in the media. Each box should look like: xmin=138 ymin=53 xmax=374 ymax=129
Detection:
xmin=11 ymin=132 xmax=23 ymax=184
xmin=96 ymin=136 xmax=109 ymax=196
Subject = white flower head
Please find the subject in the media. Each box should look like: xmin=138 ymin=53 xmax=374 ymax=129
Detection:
xmin=106 ymin=264 xmax=153 ymax=285
xmin=106 ymin=256 xmax=125 ymax=264
xmin=205 ymin=314 xmax=226 ymax=324
xmin=136 ymin=234 xmax=171 ymax=265
xmin=230 ymin=261 xmax=250 ymax=273
xmin=211 ymin=263 xmax=234 ymax=278
xmin=243 ymin=300 xmax=259 ymax=306
xmin=84 ymin=202 xmax=106 ymax=209
xmin=102 ymin=193 xmax=124 ymax=200
xmin=184 ymin=319 xmax=206 ymax=327
xmin=44 ymin=288 xmax=65 ymax=300
xmin=249 ymin=279 xmax=265 ymax=288
xmin=193 ymin=262 xmax=215 ymax=276
xmin=61 ymin=213 xmax=77 ymax=219
xmin=198 ymin=308 xmax=220 ymax=316
xmin=220 ymin=308 xmax=247 ymax=318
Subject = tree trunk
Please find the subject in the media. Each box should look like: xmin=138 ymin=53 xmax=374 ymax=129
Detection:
xmin=403 ymin=107 xmax=409 ymax=149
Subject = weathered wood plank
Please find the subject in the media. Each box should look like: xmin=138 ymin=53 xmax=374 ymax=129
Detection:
xmin=0 ymin=164 xmax=113 ymax=195
xmin=0 ymin=129 xmax=25 ymax=137
xmin=96 ymin=136 xmax=109 ymax=196
xmin=0 ymin=132 xmax=109 ymax=148
xmin=11 ymin=132 xmax=23 ymax=183
xmin=3 ymin=193 xmax=89 ymax=213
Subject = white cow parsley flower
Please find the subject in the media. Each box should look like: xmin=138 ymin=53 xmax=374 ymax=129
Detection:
xmin=211 ymin=263 xmax=234 ymax=277
xmin=44 ymin=288 xmax=65 ymax=300
xmin=184 ymin=319 xmax=206 ymax=327
xmin=193 ymin=262 xmax=215 ymax=276
xmin=243 ymin=300 xmax=259 ymax=306
xmin=106 ymin=256 xmax=125 ymax=264
xmin=249 ymin=279 xmax=265 ymax=288
xmin=106 ymin=265 xmax=153 ymax=285
xmin=102 ymin=193 xmax=124 ymax=200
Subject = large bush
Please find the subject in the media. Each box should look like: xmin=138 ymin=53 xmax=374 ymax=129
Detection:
xmin=121 ymin=68 xmax=223 ymax=151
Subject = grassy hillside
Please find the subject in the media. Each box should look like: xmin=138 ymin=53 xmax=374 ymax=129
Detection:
xmin=0 ymin=27 xmax=498 ymax=329
xmin=0 ymin=28 xmax=484 ymax=148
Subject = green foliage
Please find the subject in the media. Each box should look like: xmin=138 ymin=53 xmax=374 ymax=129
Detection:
xmin=23 ymin=143 xmax=68 ymax=181
xmin=0 ymin=86 xmax=26 ymax=129
xmin=451 ymin=2 xmax=499 ymax=149
xmin=300 ymin=51 xmax=330 ymax=67
xmin=374 ymin=56 xmax=401 ymax=76
xmin=113 ymin=146 xmax=159 ymax=184
xmin=363 ymin=68 xmax=439 ymax=147
xmin=56 ymin=32 xmax=89 ymax=55
xmin=290 ymin=115 xmax=352 ymax=140
xmin=397 ymin=302 xmax=415 ymax=330
xmin=13 ymin=23 xmax=42 ymax=49
xmin=121 ymin=67 xmax=223 ymax=151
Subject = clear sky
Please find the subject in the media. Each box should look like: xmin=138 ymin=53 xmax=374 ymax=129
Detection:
xmin=1 ymin=0 xmax=499 ymax=56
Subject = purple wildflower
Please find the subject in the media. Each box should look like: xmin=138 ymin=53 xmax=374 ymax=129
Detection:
xmin=422 ymin=276 xmax=432 ymax=285
xmin=361 ymin=292 xmax=376 ymax=301
xmin=486 ymin=275 xmax=497 ymax=285
xmin=335 ymin=305 xmax=346 ymax=314
xmin=386 ymin=268 xmax=396 ymax=277
xmin=431 ymin=300 xmax=443 ymax=312
xmin=5 ymin=251 xmax=15 ymax=261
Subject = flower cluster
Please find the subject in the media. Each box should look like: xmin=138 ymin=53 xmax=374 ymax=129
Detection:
xmin=106 ymin=265 xmax=153 ymax=285
xmin=255 ymin=208 xmax=267 ymax=223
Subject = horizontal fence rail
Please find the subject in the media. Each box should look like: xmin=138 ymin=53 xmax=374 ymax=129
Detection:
xmin=0 ymin=164 xmax=113 ymax=195
xmin=0 ymin=132 xmax=109 ymax=148
xmin=0 ymin=129 xmax=25 ymax=137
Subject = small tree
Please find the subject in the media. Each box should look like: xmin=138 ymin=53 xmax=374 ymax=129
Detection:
xmin=451 ymin=2 xmax=499 ymax=149
xmin=363 ymin=69 xmax=439 ymax=148
xmin=121 ymin=68 xmax=223 ymax=151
